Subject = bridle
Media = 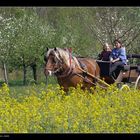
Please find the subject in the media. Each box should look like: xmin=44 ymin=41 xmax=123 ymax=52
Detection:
xmin=44 ymin=56 xmax=63 ymax=76
xmin=45 ymin=48 xmax=74 ymax=78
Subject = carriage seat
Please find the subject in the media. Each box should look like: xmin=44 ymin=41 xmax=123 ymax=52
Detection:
xmin=122 ymin=65 xmax=130 ymax=71
xmin=121 ymin=64 xmax=140 ymax=73
xmin=137 ymin=65 xmax=140 ymax=73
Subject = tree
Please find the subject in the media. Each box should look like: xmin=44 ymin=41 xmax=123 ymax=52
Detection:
xmin=83 ymin=7 xmax=140 ymax=55
xmin=35 ymin=7 xmax=100 ymax=57
xmin=0 ymin=9 xmax=21 ymax=84
xmin=9 ymin=8 xmax=54 ymax=85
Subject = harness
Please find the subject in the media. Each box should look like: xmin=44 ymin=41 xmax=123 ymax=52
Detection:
xmin=54 ymin=49 xmax=88 ymax=79
xmin=56 ymin=50 xmax=97 ymax=85
xmin=45 ymin=48 xmax=109 ymax=88
xmin=77 ymin=58 xmax=87 ymax=71
xmin=76 ymin=58 xmax=89 ymax=79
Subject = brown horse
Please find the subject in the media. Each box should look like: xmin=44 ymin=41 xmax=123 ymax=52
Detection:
xmin=44 ymin=47 xmax=101 ymax=92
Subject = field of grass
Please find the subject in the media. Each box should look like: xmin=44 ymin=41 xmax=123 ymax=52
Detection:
xmin=0 ymin=82 xmax=140 ymax=133
xmin=0 ymin=68 xmax=58 ymax=86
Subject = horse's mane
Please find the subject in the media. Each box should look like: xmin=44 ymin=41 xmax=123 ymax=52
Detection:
xmin=46 ymin=48 xmax=71 ymax=67
xmin=57 ymin=48 xmax=71 ymax=66
xmin=46 ymin=48 xmax=95 ymax=68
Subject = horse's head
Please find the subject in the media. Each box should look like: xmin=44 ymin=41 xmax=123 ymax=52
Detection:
xmin=44 ymin=47 xmax=71 ymax=76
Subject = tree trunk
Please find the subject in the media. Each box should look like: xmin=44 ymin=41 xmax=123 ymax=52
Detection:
xmin=3 ymin=62 xmax=8 ymax=85
xmin=45 ymin=75 xmax=48 ymax=86
xmin=23 ymin=64 xmax=27 ymax=85
xmin=31 ymin=63 xmax=37 ymax=84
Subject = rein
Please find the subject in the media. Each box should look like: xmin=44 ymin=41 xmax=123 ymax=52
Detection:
xmin=56 ymin=66 xmax=73 ymax=78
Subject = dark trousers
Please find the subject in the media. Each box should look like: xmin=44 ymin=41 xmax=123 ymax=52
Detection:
xmin=110 ymin=61 xmax=124 ymax=78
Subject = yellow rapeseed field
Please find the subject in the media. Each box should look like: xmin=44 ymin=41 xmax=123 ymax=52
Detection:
xmin=0 ymin=83 xmax=140 ymax=133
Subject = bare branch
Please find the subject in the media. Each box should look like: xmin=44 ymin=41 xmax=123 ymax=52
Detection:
xmin=125 ymin=31 xmax=140 ymax=47
xmin=118 ymin=24 xmax=137 ymax=40
xmin=89 ymin=26 xmax=104 ymax=46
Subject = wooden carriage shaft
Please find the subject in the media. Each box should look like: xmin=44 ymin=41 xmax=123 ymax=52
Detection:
xmin=77 ymin=67 xmax=110 ymax=87
xmin=75 ymin=73 xmax=108 ymax=89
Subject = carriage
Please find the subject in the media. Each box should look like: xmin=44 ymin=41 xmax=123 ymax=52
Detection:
xmin=44 ymin=47 xmax=140 ymax=91
xmin=96 ymin=54 xmax=140 ymax=90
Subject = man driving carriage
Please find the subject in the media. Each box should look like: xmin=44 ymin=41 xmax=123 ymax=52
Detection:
xmin=109 ymin=39 xmax=127 ymax=79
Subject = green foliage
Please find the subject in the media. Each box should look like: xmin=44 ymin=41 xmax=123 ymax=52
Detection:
xmin=0 ymin=7 xmax=140 ymax=83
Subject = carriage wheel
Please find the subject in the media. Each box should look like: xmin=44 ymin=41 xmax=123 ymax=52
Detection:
xmin=134 ymin=75 xmax=140 ymax=90
xmin=120 ymin=84 xmax=130 ymax=91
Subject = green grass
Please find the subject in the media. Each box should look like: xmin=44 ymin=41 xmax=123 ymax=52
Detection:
xmin=0 ymin=68 xmax=58 ymax=87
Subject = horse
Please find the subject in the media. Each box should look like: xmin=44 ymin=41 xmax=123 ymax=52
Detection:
xmin=44 ymin=47 xmax=101 ymax=92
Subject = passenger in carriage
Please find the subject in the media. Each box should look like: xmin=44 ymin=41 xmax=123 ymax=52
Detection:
xmin=109 ymin=39 xmax=127 ymax=79
xmin=98 ymin=43 xmax=112 ymax=61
